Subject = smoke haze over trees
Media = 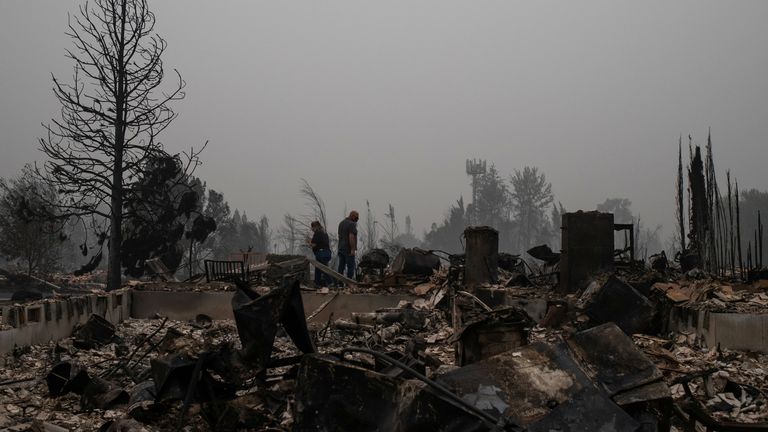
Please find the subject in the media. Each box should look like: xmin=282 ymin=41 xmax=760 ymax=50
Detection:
xmin=423 ymin=160 xmax=557 ymax=255
xmin=2 ymin=2 xmax=768 ymax=280
xmin=738 ymin=189 xmax=768 ymax=266
xmin=3 ymin=2 xmax=768 ymax=257
xmin=0 ymin=166 xmax=63 ymax=276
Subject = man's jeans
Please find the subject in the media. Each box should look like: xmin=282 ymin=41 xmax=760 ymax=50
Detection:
xmin=314 ymin=249 xmax=332 ymax=287
xmin=337 ymin=252 xmax=356 ymax=280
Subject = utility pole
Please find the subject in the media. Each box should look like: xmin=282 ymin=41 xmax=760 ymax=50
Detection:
xmin=466 ymin=159 xmax=487 ymax=225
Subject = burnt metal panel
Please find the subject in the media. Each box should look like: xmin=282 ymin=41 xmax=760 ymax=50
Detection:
xmin=585 ymin=276 xmax=656 ymax=335
xmin=437 ymin=341 xmax=595 ymax=425
xmin=527 ymin=387 xmax=640 ymax=432
xmin=294 ymin=354 xmax=488 ymax=432
xmin=612 ymin=381 xmax=671 ymax=407
xmin=438 ymin=323 xmax=667 ymax=431
xmin=232 ymin=278 xmax=315 ymax=371
xmin=566 ymin=322 xmax=664 ymax=396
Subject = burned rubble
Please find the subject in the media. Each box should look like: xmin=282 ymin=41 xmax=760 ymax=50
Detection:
xmin=1 ymin=217 xmax=768 ymax=431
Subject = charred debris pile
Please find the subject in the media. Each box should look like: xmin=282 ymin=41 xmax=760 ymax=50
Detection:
xmin=1 ymin=221 xmax=768 ymax=431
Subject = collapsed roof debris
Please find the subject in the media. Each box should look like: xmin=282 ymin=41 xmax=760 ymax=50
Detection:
xmin=1 ymin=213 xmax=768 ymax=431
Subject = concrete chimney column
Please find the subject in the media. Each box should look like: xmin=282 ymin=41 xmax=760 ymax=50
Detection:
xmin=464 ymin=226 xmax=499 ymax=291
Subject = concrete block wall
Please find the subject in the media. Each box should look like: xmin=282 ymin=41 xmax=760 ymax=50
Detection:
xmin=0 ymin=289 xmax=131 ymax=355
xmin=667 ymin=305 xmax=768 ymax=353
xmin=0 ymin=288 xmax=413 ymax=354
xmin=5 ymin=286 xmax=764 ymax=355
xmin=130 ymin=290 xmax=415 ymax=324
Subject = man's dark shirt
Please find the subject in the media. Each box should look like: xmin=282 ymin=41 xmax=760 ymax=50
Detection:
xmin=311 ymin=230 xmax=330 ymax=252
xmin=337 ymin=218 xmax=358 ymax=255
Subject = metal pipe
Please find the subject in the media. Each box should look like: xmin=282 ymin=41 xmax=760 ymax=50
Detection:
xmin=456 ymin=290 xmax=493 ymax=312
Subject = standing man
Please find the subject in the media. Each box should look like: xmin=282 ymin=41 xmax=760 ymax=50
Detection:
xmin=337 ymin=210 xmax=359 ymax=280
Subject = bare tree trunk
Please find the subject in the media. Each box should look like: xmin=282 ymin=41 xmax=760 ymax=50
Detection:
xmin=677 ymin=136 xmax=686 ymax=253
xmin=688 ymin=146 xmax=708 ymax=269
xmin=756 ymin=231 xmax=760 ymax=269
xmin=736 ymin=180 xmax=743 ymax=280
xmin=107 ymin=202 xmax=122 ymax=287
xmin=108 ymin=166 xmax=124 ymax=290
xmin=760 ymin=211 xmax=764 ymax=268
xmin=188 ymin=238 xmax=194 ymax=281
xmin=715 ymin=190 xmax=726 ymax=276
xmin=727 ymin=171 xmax=735 ymax=277
xmin=106 ymin=0 xmax=127 ymax=291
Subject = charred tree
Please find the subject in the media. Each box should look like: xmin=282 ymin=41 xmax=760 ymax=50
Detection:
xmin=39 ymin=0 xmax=186 ymax=289
xmin=727 ymin=171 xmax=735 ymax=277
xmin=676 ymin=135 xmax=686 ymax=254
xmin=705 ymin=132 xmax=726 ymax=276
xmin=760 ymin=211 xmax=764 ymax=268
xmin=736 ymin=180 xmax=744 ymax=279
xmin=688 ymin=146 xmax=709 ymax=269
xmin=120 ymin=151 xmax=209 ymax=279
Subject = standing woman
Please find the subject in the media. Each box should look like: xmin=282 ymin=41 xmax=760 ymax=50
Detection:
xmin=309 ymin=221 xmax=331 ymax=287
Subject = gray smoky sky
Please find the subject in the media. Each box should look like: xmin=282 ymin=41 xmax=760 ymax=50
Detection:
xmin=2 ymin=1 xmax=768 ymax=244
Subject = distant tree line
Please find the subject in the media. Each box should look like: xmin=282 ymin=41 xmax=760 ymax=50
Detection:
xmin=422 ymin=161 xmax=560 ymax=255
xmin=3 ymin=152 xmax=765 ymax=279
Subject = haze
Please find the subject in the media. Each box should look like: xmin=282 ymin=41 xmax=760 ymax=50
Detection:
xmin=2 ymin=1 xmax=767 ymax=242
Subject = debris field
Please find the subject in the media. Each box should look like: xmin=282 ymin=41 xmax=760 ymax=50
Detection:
xmin=1 ymin=219 xmax=768 ymax=431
